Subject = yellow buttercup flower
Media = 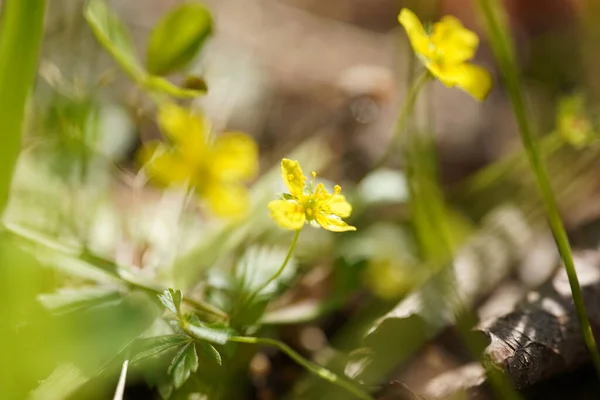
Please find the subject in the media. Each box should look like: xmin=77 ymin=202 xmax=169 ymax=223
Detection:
xmin=268 ymin=159 xmax=356 ymax=232
xmin=398 ymin=8 xmax=492 ymax=101
xmin=139 ymin=103 xmax=258 ymax=218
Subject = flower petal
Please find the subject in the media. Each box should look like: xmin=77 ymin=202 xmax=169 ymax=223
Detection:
xmin=212 ymin=132 xmax=259 ymax=181
xmin=138 ymin=142 xmax=192 ymax=185
xmin=157 ymin=103 xmax=209 ymax=161
xmin=315 ymin=213 xmax=356 ymax=232
xmin=204 ymin=182 xmax=250 ymax=218
xmin=281 ymin=159 xmax=306 ymax=198
xmin=325 ymin=194 xmax=352 ymax=218
xmin=430 ymin=62 xmax=492 ymax=101
xmin=268 ymin=199 xmax=305 ymax=230
xmin=312 ymin=183 xmax=331 ymax=201
xmin=398 ymin=9 xmax=430 ymax=57
xmin=431 ymin=16 xmax=479 ymax=63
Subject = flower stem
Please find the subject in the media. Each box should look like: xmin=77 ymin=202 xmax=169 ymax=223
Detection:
xmin=242 ymin=229 xmax=301 ymax=308
xmin=476 ymin=0 xmax=600 ymax=379
xmin=0 ymin=0 xmax=46 ymax=214
xmin=228 ymin=335 xmax=373 ymax=400
xmin=372 ymin=71 xmax=430 ymax=170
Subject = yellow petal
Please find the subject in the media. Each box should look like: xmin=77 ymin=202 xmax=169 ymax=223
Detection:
xmin=204 ymin=182 xmax=250 ymax=218
xmin=325 ymin=194 xmax=352 ymax=218
xmin=430 ymin=63 xmax=492 ymax=101
xmin=431 ymin=16 xmax=479 ymax=63
xmin=398 ymin=9 xmax=430 ymax=59
xmin=281 ymin=159 xmax=306 ymax=198
xmin=268 ymin=199 xmax=306 ymax=230
xmin=211 ymin=132 xmax=259 ymax=181
xmin=312 ymin=183 xmax=331 ymax=201
xmin=157 ymin=103 xmax=209 ymax=161
xmin=138 ymin=142 xmax=192 ymax=185
xmin=315 ymin=213 xmax=356 ymax=232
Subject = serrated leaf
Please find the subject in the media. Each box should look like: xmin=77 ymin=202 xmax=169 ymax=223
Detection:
xmin=168 ymin=342 xmax=198 ymax=389
xmin=84 ymin=0 xmax=146 ymax=82
xmin=197 ymin=342 xmax=222 ymax=366
xmin=146 ymin=3 xmax=213 ymax=75
xmin=185 ymin=322 xmax=232 ymax=345
xmin=158 ymin=288 xmax=182 ymax=314
xmin=131 ymin=335 xmax=190 ymax=364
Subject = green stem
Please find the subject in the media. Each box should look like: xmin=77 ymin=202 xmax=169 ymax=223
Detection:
xmin=228 ymin=336 xmax=373 ymax=400
xmin=476 ymin=0 xmax=600 ymax=379
xmin=372 ymin=71 xmax=430 ymax=170
xmin=243 ymin=229 xmax=301 ymax=307
xmin=0 ymin=0 xmax=46 ymax=214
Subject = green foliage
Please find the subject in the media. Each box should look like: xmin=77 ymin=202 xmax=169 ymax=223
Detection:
xmin=185 ymin=322 xmax=232 ymax=345
xmin=9 ymin=0 xmax=597 ymax=398
xmin=146 ymin=3 xmax=213 ymax=75
xmin=197 ymin=342 xmax=222 ymax=366
xmin=84 ymin=0 xmax=206 ymax=98
xmin=131 ymin=335 xmax=191 ymax=365
xmin=0 ymin=0 xmax=45 ymax=213
xmin=158 ymin=288 xmax=183 ymax=315
xmin=38 ymin=286 xmax=121 ymax=314
xmin=168 ymin=342 xmax=198 ymax=389
xmin=84 ymin=0 xmax=145 ymax=82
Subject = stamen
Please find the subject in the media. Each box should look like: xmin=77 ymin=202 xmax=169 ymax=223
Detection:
xmin=334 ymin=185 xmax=341 ymax=194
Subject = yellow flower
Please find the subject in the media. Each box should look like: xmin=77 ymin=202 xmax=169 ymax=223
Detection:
xmin=557 ymin=94 xmax=596 ymax=148
xmin=268 ymin=159 xmax=356 ymax=232
xmin=398 ymin=8 xmax=492 ymax=101
xmin=139 ymin=103 xmax=258 ymax=218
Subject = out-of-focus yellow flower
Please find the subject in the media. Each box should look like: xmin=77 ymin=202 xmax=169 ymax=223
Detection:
xmin=364 ymin=258 xmax=414 ymax=300
xmin=557 ymin=94 xmax=596 ymax=148
xmin=268 ymin=159 xmax=356 ymax=232
xmin=398 ymin=8 xmax=492 ymax=101
xmin=139 ymin=103 xmax=258 ymax=218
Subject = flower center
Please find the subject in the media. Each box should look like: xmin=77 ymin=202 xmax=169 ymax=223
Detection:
xmin=304 ymin=198 xmax=317 ymax=220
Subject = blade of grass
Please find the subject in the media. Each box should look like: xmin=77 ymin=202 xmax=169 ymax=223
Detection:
xmin=0 ymin=0 xmax=46 ymax=214
xmin=475 ymin=0 xmax=600 ymax=379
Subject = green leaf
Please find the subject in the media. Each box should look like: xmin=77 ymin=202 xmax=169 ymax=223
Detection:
xmin=197 ymin=342 xmax=222 ymax=366
xmin=84 ymin=0 xmax=146 ymax=82
xmin=168 ymin=342 xmax=198 ymax=389
xmin=131 ymin=335 xmax=190 ymax=365
xmin=56 ymin=291 xmax=160 ymax=375
xmin=38 ymin=287 xmax=122 ymax=314
xmin=157 ymin=380 xmax=173 ymax=400
xmin=185 ymin=321 xmax=232 ymax=345
xmin=30 ymin=363 xmax=89 ymax=400
xmin=146 ymin=3 xmax=213 ymax=75
xmin=0 ymin=0 xmax=45 ymax=214
xmin=158 ymin=288 xmax=182 ymax=315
